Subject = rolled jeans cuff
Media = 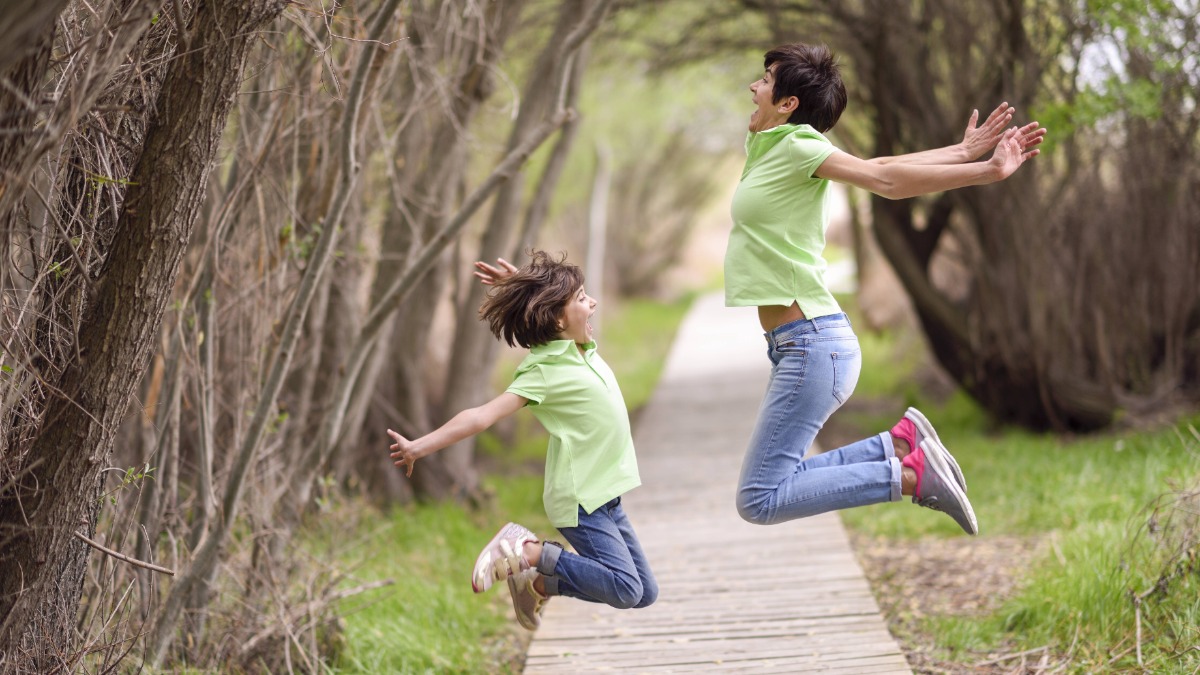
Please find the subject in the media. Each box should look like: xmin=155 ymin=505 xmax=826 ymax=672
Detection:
xmin=879 ymin=430 xmax=896 ymax=458
xmin=879 ymin=430 xmax=903 ymax=502
xmin=538 ymin=541 xmax=564 ymax=596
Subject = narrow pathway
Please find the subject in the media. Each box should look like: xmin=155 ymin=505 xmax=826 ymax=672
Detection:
xmin=524 ymin=293 xmax=911 ymax=673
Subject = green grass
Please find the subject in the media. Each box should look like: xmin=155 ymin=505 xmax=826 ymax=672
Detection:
xmin=834 ymin=298 xmax=1200 ymax=672
xmin=316 ymin=476 xmax=552 ymax=674
xmin=324 ymin=293 xmax=696 ymax=673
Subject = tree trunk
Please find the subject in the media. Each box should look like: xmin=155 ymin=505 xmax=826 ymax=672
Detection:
xmin=0 ymin=0 xmax=70 ymax=75
xmin=0 ymin=0 xmax=284 ymax=668
xmin=0 ymin=24 xmax=54 ymax=221
xmin=435 ymin=0 xmax=609 ymax=502
xmin=342 ymin=0 xmax=527 ymax=504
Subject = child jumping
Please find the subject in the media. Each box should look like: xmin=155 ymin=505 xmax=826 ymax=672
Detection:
xmin=387 ymin=251 xmax=657 ymax=630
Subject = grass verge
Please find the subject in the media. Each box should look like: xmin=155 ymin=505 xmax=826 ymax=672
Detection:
xmin=834 ymin=301 xmax=1200 ymax=672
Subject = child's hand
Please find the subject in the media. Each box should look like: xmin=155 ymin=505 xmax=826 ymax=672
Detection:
xmin=473 ymin=258 xmax=518 ymax=286
xmin=388 ymin=428 xmax=418 ymax=477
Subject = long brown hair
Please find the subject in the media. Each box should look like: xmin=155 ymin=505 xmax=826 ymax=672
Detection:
xmin=479 ymin=250 xmax=584 ymax=348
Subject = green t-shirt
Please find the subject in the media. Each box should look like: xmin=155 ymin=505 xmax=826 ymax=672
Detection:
xmin=506 ymin=340 xmax=641 ymax=528
xmin=724 ymin=123 xmax=842 ymax=318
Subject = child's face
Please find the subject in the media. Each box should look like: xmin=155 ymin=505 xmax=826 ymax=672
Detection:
xmin=557 ymin=285 xmax=597 ymax=345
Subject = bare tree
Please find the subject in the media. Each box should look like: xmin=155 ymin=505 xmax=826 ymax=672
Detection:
xmin=432 ymin=0 xmax=612 ymax=504
xmin=0 ymin=0 xmax=626 ymax=669
xmin=0 ymin=0 xmax=284 ymax=668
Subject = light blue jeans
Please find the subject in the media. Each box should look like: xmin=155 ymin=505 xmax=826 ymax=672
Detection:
xmin=736 ymin=314 xmax=902 ymax=525
xmin=538 ymin=497 xmax=658 ymax=610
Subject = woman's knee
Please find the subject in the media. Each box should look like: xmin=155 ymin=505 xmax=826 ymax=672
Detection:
xmin=736 ymin=492 xmax=773 ymax=526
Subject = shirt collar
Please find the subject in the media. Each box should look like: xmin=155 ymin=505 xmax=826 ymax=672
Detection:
xmin=528 ymin=339 xmax=596 ymax=359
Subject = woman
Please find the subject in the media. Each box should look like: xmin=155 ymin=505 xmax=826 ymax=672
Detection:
xmin=729 ymin=43 xmax=1045 ymax=534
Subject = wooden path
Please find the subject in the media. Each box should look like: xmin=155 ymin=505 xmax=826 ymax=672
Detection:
xmin=524 ymin=293 xmax=911 ymax=674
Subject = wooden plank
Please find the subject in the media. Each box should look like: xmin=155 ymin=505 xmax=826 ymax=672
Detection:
xmin=522 ymin=296 xmax=910 ymax=673
xmin=527 ymin=631 xmax=904 ymax=661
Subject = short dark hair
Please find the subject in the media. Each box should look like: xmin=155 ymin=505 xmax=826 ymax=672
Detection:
xmin=764 ymin=44 xmax=847 ymax=133
xmin=479 ymin=250 xmax=584 ymax=348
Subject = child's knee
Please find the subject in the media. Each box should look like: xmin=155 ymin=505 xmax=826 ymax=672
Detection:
xmin=634 ymin=578 xmax=658 ymax=608
xmin=610 ymin=577 xmax=644 ymax=610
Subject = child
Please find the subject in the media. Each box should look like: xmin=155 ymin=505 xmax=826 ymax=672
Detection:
xmin=387 ymin=251 xmax=657 ymax=630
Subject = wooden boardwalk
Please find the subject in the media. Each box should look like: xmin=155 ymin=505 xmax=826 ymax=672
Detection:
xmin=524 ymin=293 xmax=911 ymax=674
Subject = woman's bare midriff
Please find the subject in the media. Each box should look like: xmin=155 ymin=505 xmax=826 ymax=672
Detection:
xmin=758 ymin=302 xmax=806 ymax=331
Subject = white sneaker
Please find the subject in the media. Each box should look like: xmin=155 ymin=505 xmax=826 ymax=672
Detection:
xmin=471 ymin=522 xmax=536 ymax=593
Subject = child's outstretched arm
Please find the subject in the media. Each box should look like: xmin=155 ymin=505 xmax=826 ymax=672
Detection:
xmin=388 ymin=392 xmax=527 ymax=476
xmin=868 ymin=103 xmax=1045 ymax=166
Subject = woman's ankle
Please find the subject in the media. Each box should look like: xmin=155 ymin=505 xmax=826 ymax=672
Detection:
xmin=900 ymin=466 xmax=916 ymax=496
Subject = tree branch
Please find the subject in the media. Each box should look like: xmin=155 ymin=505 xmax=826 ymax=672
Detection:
xmin=74 ymin=531 xmax=175 ymax=576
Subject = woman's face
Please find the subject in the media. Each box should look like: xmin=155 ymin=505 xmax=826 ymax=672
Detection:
xmin=748 ymin=66 xmax=791 ymax=132
xmin=557 ymin=285 xmax=596 ymax=345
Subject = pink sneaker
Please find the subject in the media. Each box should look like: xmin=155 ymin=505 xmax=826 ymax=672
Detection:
xmin=891 ymin=408 xmax=967 ymax=492
xmin=903 ymin=441 xmax=978 ymax=535
xmin=471 ymin=522 xmax=536 ymax=593
xmin=507 ymin=568 xmax=549 ymax=630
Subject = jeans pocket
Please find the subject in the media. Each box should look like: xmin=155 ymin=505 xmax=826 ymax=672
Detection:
xmin=831 ymin=347 xmax=862 ymax=404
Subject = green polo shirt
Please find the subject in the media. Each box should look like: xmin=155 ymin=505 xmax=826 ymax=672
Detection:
xmin=724 ymin=123 xmax=842 ymax=318
xmin=506 ymin=340 xmax=641 ymax=528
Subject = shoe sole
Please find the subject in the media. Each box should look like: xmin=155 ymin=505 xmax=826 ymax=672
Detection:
xmin=919 ymin=439 xmax=978 ymax=535
xmin=472 ymin=522 xmax=527 ymax=593
xmin=906 ymin=407 xmax=968 ymax=493
xmin=507 ymin=573 xmax=541 ymax=630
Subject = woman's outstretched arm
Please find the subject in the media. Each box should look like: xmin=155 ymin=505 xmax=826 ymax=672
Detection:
xmin=817 ymin=126 xmax=1041 ymax=200
xmin=868 ymin=103 xmax=1044 ymax=166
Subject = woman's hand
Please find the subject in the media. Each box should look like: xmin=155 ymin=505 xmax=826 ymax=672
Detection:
xmin=987 ymin=126 xmax=1041 ymax=181
xmin=1015 ymin=120 xmax=1046 ymax=153
xmin=473 ymin=258 xmax=519 ymax=286
xmin=960 ymin=102 xmax=1014 ymax=161
xmin=388 ymin=428 xmax=420 ymax=477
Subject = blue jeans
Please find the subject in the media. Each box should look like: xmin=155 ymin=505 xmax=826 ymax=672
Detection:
xmin=736 ymin=314 xmax=902 ymax=525
xmin=538 ymin=497 xmax=657 ymax=610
